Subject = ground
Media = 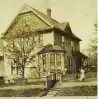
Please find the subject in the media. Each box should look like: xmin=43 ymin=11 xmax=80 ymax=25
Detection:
xmin=45 ymin=73 xmax=97 ymax=96
xmin=0 ymin=72 xmax=97 ymax=97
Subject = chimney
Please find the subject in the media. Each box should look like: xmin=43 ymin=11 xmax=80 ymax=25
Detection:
xmin=47 ymin=9 xmax=51 ymax=17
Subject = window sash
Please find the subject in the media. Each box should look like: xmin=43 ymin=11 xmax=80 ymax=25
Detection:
xmin=50 ymin=62 xmax=55 ymax=69
xmin=34 ymin=34 xmax=43 ymax=44
xmin=62 ymin=36 xmax=65 ymax=42
xmin=50 ymin=54 xmax=55 ymax=69
xmin=56 ymin=54 xmax=61 ymax=62
xmin=50 ymin=54 xmax=55 ymax=62
xmin=56 ymin=54 xmax=61 ymax=69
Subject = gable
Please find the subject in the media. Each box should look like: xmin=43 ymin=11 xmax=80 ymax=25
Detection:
xmin=64 ymin=23 xmax=73 ymax=35
xmin=18 ymin=12 xmax=50 ymax=30
xmin=6 ymin=12 xmax=50 ymax=36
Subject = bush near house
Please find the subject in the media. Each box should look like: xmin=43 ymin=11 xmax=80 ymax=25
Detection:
xmin=56 ymin=86 xmax=97 ymax=96
xmin=0 ymin=88 xmax=47 ymax=97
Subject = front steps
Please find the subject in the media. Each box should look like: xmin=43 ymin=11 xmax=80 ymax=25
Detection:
xmin=45 ymin=81 xmax=61 ymax=96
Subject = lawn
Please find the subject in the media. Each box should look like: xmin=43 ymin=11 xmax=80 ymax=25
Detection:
xmin=0 ymin=88 xmax=47 ymax=97
xmin=56 ymin=86 xmax=97 ymax=96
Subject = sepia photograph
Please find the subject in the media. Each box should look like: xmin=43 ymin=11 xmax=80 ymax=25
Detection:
xmin=0 ymin=0 xmax=97 ymax=98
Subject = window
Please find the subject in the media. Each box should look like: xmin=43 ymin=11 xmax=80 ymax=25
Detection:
xmin=69 ymin=58 xmax=72 ymax=72
xmin=34 ymin=33 xmax=43 ymax=45
xmin=71 ymin=41 xmax=74 ymax=51
xmin=56 ymin=54 xmax=61 ymax=69
xmin=50 ymin=54 xmax=55 ymax=69
xmin=62 ymin=36 xmax=64 ymax=42
xmin=11 ymin=66 xmax=16 ymax=75
xmin=11 ymin=65 xmax=22 ymax=75
xmin=42 ymin=54 xmax=46 ymax=71
xmin=35 ymin=34 xmax=38 ymax=42
xmin=42 ymin=54 xmax=46 ymax=65
xmin=62 ymin=36 xmax=65 ymax=48
xmin=39 ymin=34 xmax=43 ymax=45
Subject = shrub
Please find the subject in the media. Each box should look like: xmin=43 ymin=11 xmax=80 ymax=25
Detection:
xmin=0 ymin=88 xmax=47 ymax=97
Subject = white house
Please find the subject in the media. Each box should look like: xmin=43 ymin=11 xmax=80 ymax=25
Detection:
xmin=1 ymin=4 xmax=88 ymax=79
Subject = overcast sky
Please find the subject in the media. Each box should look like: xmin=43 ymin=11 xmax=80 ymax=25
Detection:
xmin=0 ymin=0 xmax=97 ymax=51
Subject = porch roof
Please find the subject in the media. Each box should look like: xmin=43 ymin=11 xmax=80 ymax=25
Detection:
xmin=38 ymin=44 xmax=65 ymax=54
xmin=74 ymin=51 xmax=88 ymax=59
xmin=80 ymin=53 xmax=88 ymax=59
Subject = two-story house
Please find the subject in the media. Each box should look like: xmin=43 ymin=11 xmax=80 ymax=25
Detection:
xmin=2 ymin=4 xmax=87 ymax=79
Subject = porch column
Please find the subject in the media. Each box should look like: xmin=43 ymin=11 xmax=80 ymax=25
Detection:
xmin=46 ymin=53 xmax=50 ymax=75
xmin=48 ymin=53 xmax=51 ymax=72
xmin=40 ymin=54 xmax=43 ymax=77
xmin=55 ymin=54 xmax=58 ymax=80
xmin=55 ymin=54 xmax=57 ymax=72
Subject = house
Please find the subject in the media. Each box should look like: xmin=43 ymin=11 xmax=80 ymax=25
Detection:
xmin=2 ymin=4 xmax=88 ymax=79
xmin=0 ymin=54 xmax=4 ymax=76
xmin=0 ymin=38 xmax=4 ymax=77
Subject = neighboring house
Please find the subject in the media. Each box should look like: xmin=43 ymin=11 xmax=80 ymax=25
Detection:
xmin=0 ymin=54 xmax=4 ymax=76
xmin=0 ymin=38 xmax=4 ymax=76
xmin=2 ymin=4 xmax=88 ymax=79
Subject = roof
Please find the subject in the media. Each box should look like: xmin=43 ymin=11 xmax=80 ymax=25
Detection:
xmin=38 ymin=44 xmax=65 ymax=54
xmin=80 ymin=53 xmax=88 ymax=59
xmin=74 ymin=51 xmax=88 ymax=59
xmin=3 ymin=4 xmax=81 ymax=41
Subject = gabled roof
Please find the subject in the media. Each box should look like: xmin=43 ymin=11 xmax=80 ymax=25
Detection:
xmin=3 ymin=4 xmax=81 ymax=41
xmin=59 ymin=22 xmax=68 ymax=31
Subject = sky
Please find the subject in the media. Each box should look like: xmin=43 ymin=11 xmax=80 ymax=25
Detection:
xmin=0 ymin=0 xmax=97 ymax=51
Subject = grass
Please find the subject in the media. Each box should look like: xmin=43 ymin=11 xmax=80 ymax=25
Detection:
xmin=56 ymin=86 xmax=97 ymax=96
xmin=0 ymin=88 xmax=47 ymax=97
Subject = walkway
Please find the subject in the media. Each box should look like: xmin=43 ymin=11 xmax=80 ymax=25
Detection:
xmin=44 ymin=81 xmax=61 ymax=96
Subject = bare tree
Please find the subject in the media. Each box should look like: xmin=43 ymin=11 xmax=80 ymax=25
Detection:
xmin=87 ymin=23 xmax=97 ymax=66
xmin=3 ymin=16 xmax=41 ymax=78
